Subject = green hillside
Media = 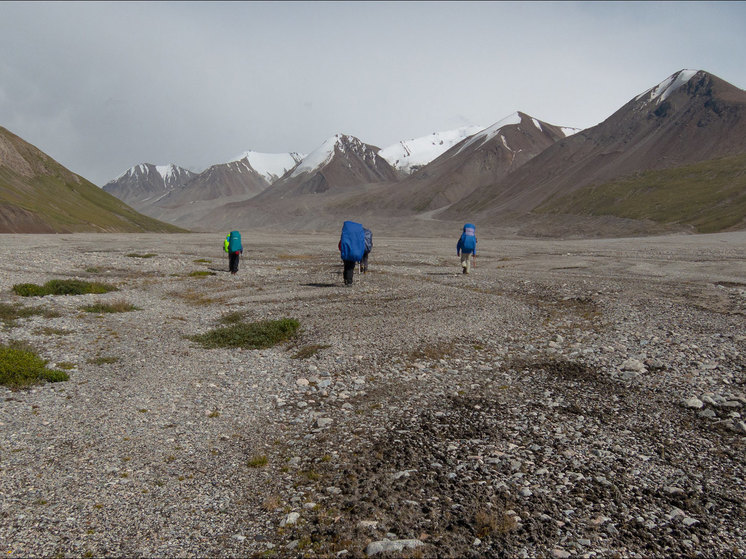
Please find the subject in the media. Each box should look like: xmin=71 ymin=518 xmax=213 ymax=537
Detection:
xmin=536 ymin=154 xmax=746 ymax=233
xmin=0 ymin=126 xmax=185 ymax=233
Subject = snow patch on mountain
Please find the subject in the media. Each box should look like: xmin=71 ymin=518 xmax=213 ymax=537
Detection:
xmin=155 ymin=164 xmax=178 ymax=183
xmin=291 ymin=135 xmax=342 ymax=177
xmin=231 ymin=151 xmax=305 ymax=183
xmin=635 ymin=69 xmax=700 ymax=103
xmin=379 ymin=126 xmax=484 ymax=174
xmin=457 ymin=113 xmax=522 ymax=154
xmin=561 ymin=127 xmax=581 ymax=137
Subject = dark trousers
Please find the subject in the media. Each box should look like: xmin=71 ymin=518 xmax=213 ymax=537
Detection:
xmin=229 ymin=252 xmax=240 ymax=274
xmin=343 ymin=260 xmax=356 ymax=285
xmin=361 ymin=251 xmax=369 ymax=273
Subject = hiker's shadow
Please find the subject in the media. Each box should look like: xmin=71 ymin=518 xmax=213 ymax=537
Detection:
xmin=302 ymin=282 xmax=337 ymax=288
xmin=208 ymin=267 xmax=231 ymax=273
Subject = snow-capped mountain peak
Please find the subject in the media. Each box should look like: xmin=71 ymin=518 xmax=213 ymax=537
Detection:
xmin=230 ymin=151 xmax=305 ymax=183
xmin=290 ymin=134 xmax=375 ymax=177
xmin=379 ymin=126 xmax=485 ymax=174
xmin=635 ymin=69 xmax=701 ymax=104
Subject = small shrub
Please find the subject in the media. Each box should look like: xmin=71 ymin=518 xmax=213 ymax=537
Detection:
xmin=81 ymin=300 xmax=139 ymax=313
xmin=189 ymin=318 xmax=300 ymax=350
xmin=126 ymin=253 xmax=156 ymax=258
xmin=248 ymin=455 xmax=268 ymax=468
xmin=0 ymin=343 xmax=69 ymax=388
xmin=291 ymin=344 xmax=331 ymax=359
xmin=188 ymin=270 xmax=216 ymax=277
xmin=193 ymin=259 xmax=212 ymax=264
xmin=13 ymin=279 xmax=118 ymax=297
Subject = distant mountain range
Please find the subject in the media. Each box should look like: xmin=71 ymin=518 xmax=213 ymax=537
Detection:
xmin=2 ymin=69 xmax=744 ymax=236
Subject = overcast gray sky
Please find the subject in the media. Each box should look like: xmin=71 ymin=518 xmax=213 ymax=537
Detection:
xmin=1 ymin=1 xmax=745 ymax=186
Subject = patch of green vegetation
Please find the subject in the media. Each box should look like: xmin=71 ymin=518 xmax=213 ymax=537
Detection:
xmin=189 ymin=318 xmax=300 ymax=350
xmin=56 ymin=362 xmax=76 ymax=370
xmin=0 ymin=342 xmax=69 ymax=388
xmin=248 ymin=455 xmax=268 ymax=468
xmin=87 ymin=356 xmax=119 ymax=365
xmin=0 ymin=302 xmax=59 ymax=327
xmin=80 ymin=300 xmax=139 ymax=313
xmin=188 ymin=270 xmax=216 ymax=277
xmin=126 ymin=253 xmax=156 ymax=258
xmin=537 ymin=153 xmax=746 ymax=233
xmin=193 ymin=258 xmax=212 ymax=264
xmin=13 ymin=279 xmax=118 ymax=297
xmin=291 ymin=344 xmax=331 ymax=359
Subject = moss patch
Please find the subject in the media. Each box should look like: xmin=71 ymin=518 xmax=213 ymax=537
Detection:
xmin=189 ymin=318 xmax=300 ymax=350
xmin=0 ymin=343 xmax=69 ymax=388
xmin=13 ymin=279 xmax=118 ymax=297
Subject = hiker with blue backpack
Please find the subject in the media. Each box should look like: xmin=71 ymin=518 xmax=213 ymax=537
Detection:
xmin=224 ymin=231 xmax=243 ymax=275
xmin=457 ymin=223 xmax=477 ymax=274
xmin=338 ymin=221 xmax=365 ymax=286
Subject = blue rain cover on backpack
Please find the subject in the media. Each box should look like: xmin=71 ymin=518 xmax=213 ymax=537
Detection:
xmin=228 ymin=230 xmax=243 ymax=253
xmin=340 ymin=221 xmax=365 ymax=262
xmin=363 ymin=228 xmax=373 ymax=253
xmin=460 ymin=223 xmax=476 ymax=252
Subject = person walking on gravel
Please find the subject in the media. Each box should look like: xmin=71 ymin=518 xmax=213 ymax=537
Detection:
xmin=457 ymin=223 xmax=477 ymax=274
xmin=339 ymin=220 xmax=365 ymax=286
xmin=224 ymin=231 xmax=243 ymax=275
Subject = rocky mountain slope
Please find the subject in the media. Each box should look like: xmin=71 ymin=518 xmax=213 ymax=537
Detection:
xmin=349 ymin=112 xmax=575 ymax=215
xmin=444 ymin=70 xmax=746 ymax=234
xmin=0 ymin=127 xmax=184 ymax=233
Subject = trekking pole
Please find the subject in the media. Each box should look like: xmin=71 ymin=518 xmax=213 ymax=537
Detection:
xmin=473 ymin=253 xmax=477 ymax=269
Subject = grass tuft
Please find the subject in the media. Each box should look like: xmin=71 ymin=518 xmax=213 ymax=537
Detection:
xmin=87 ymin=356 xmax=120 ymax=365
xmin=80 ymin=300 xmax=139 ymax=313
xmin=0 ymin=342 xmax=69 ymax=388
xmin=126 ymin=253 xmax=156 ymax=258
xmin=292 ymin=344 xmax=331 ymax=359
xmin=13 ymin=279 xmax=118 ymax=297
xmin=189 ymin=318 xmax=300 ymax=350
xmin=0 ymin=302 xmax=60 ymax=327
xmin=188 ymin=270 xmax=216 ymax=277
xmin=248 ymin=455 xmax=268 ymax=468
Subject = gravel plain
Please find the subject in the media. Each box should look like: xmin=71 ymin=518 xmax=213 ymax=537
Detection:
xmin=0 ymin=231 xmax=744 ymax=558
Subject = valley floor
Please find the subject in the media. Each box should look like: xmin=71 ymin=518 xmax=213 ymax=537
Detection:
xmin=0 ymin=231 xmax=744 ymax=558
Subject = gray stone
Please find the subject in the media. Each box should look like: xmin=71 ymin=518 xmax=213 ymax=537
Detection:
xmin=365 ymin=539 xmax=424 ymax=556
xmin=280 ymin=512 xmax=300 ymax=526
xmin=620 ymin=358 xmax=646 ymax=373
xmin=682 ymin=397 xmax=704 ymax=409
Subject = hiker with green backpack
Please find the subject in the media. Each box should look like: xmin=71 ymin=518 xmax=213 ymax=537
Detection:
xmin=224 ymin=231 xmax=243 ymax=275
